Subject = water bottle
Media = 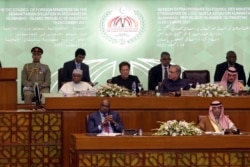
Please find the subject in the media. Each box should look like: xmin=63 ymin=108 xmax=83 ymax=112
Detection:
xmin=195 ymin=82 xmax=200 ymax=88
xmin=131 ymin=81 xmax=136 ymax=96
xmin=138 ymin=128 xmax=142 ymax=136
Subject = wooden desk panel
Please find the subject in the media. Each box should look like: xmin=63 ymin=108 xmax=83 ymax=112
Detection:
xmin=0 ymin=68 xmax=17 ymax=110
xmin=44 ymin=96 xmax=250 ymax=167
xmin=71 ymin=134 xmax=250 ymax=150
xmin=45 ymin=96 xmax=250 ymax=110
xmin=70 ymin=134 xmax=250 ymax=167
xmin=0 ymin=111 xmax=62 ymax=167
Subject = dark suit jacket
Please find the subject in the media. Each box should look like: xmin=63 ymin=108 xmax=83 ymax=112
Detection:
xmin=247 ymin=74 xmax=250 ymax=87
xmin=160 ymin=78 xmax=190 ymax=93
xmin=62 ymin=60 xmax=91 ymax=82
xmin=87 ymin=110 xmax=124 ymax=133
xmin=111 ymin=75 xmax=140 ymax=92
xmin=214 ymin=62 xmax=246 ymax=85
xmin=148 ymin=64 xmax=171 ymax=90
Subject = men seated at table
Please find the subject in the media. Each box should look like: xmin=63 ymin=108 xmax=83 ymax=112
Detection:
xmin=110 ymin=61 xmax=141 ymax=92
xmin=87 ymin=99 xmax=124 ymax=133
xmin=59 ymin=69 xmax=95 ymax=96
xmin=219 ymin=66 xmax=245 ymax=93
xmin=198 ymin=100 xmax=237 ymax=132
xmin=160 ymin=64 xmax=190 ymax=95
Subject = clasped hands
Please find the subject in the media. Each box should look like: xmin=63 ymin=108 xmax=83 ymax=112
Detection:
xmin=101 ymin=115 xmax=118 ymax=127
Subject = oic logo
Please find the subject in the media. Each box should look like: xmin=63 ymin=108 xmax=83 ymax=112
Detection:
xmin=100 ymin=7 xmax=145 ymax=45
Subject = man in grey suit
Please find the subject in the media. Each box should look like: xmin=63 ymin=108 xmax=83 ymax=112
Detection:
xmin=87 ymin=99 xmax=124 ymax=133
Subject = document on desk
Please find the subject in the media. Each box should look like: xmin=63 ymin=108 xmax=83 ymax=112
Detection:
xmin=204 ymin=131 xmax=224 ymax=135
xmin=97 ymin=133 xmax=122 ymax=136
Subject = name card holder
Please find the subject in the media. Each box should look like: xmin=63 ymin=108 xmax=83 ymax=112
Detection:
xmin=181 ymin=90 xmax=198 ymax=96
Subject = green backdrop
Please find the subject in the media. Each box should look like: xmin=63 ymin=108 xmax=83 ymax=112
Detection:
xmin=0 ymin=0 xmax=249 ymax=102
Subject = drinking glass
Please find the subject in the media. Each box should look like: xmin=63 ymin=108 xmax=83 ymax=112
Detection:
xmin=189 ymin=83 xmax=193 ymax=89
xmin=138 ymin=83 xmax=143 ymax=91
xmin=138 ymin=83 xmax=143 ymax=96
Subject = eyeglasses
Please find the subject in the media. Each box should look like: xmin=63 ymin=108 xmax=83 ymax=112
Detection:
xmin=169 ymin=70 xmax=178 ymax=74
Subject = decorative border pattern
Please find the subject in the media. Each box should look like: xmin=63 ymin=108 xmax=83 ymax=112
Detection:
xmin=0 ymin=112 xmax=62 ymax=167
xmin=73 ymin=151 xmax=250 ymax=167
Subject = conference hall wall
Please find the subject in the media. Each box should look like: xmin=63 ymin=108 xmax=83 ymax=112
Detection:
xmin=0 ymin=0 xmax=249 ymax=103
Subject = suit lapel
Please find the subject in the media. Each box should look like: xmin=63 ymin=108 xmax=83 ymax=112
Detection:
xmin=96 ymin=111 xmax=102 ymax=125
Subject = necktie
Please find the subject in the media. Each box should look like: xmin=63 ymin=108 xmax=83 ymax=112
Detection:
xmin=164 ymin=67 xmax=168 ymax=79
xmin=103 ymin=114 xmax=109 ymax=133
xmin=76 ymin=63 xmax=80 ymax=69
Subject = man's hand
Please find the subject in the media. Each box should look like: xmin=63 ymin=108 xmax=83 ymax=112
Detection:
xmin=102 ymin=115 xmax=117 ymax=126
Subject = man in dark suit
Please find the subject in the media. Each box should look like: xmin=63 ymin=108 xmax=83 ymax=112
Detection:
xmin=62 ymin=48 xmax=91 ymax=83
xmin=111 ymin=61 xmax=141 ymax=92
xmin=214 ymin=50 xmax=246 ymax=85
xmin=160 ymin=64 xmax=190 ymax=94
xmin=247 ymin=75 xmax=250 ymax=87
xmin=87 ymin=99 xmax=124 ymax=133
xmin=148 ymin=52 xmax=172 ymax=90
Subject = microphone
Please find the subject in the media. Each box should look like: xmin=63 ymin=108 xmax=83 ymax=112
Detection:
xmin=93 ymin=82 xmax=98 ymax=86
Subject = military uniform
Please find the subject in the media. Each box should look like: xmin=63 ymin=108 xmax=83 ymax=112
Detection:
xmin=21 ymin=62 xmax=51 ymax=104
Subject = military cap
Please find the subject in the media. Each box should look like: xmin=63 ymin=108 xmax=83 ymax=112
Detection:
xmin=31 ymin=46 xmax=43 ymax=54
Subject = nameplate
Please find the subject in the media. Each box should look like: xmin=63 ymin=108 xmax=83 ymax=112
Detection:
xmin=65 ymin=91 xmax=97 ymax=97
xmin=181 ymin=90 xmax=198 ymax=96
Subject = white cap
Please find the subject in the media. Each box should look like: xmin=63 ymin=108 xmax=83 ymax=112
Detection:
xmin=73 ymin=69 xmax=83 ymax=75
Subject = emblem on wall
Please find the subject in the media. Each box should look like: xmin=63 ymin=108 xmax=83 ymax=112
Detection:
xmin=100 ymin=7 xmax=145 ymax=45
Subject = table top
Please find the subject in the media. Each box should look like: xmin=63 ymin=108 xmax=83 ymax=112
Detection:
xmin=70 ymin=133 xmax=250 ymax=150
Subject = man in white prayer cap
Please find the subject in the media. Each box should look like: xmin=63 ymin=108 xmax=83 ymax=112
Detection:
xmin=59 ymin=69 xmax=96 ymax=96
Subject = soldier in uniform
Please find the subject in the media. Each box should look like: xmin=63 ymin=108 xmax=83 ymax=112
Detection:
xmin=21 ymin=46 xmax=51 ymax=104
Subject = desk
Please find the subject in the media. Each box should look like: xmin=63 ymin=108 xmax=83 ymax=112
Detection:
xmin=43 ymin=96 xmax=250 ymax=167
xmin=45 ymin=96 xmax=250 ymax=110
xmin=70 ymin=133 xmax=250 ymax=167
xmin=3 ymin=97 xmax=250 ymax=166
xmin=0 ymin=68 xmax=17 ymax=110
